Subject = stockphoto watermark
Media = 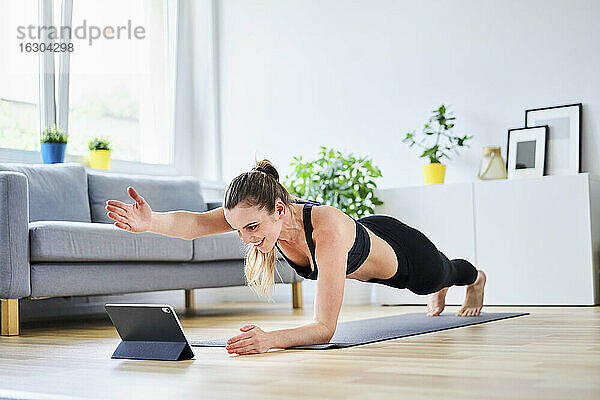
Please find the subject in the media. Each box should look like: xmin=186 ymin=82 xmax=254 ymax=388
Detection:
xmin=16 ymin=19 xmax=146 ymax=51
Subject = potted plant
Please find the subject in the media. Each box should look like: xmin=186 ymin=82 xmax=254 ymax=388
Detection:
xmin=88 ymin=137 xmax=112 ymax=170
xmin=283 ymin=147 xmax=383 ymax=219
xmin=403 ymin=105 xmax=473 ymax=185
xmin=40 ymin=125 xmax=68 ymax=164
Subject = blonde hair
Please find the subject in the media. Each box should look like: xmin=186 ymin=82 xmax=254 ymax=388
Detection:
xmin=223 ymin=159 xmax=296 ymax=299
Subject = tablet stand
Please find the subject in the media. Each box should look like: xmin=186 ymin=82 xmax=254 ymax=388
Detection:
xmin=111 ymin=340 xmax=194 ymax=361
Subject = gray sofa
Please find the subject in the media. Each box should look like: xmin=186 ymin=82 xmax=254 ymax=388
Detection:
xmin=0 ymin=162 xmax=303 ymax=336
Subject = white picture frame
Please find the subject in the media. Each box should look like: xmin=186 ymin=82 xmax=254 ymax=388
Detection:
xmin=525 ymin=103 xmax=582 ymax=175
xmin=506 ymin=126 xmax=548 ymax=179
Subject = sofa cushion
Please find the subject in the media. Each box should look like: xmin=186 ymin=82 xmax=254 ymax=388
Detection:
xmin=29 ymin=221 xmax=193 ymax=262
xmin=87 ymin=169 xmax=208 ymax=223
xmin=192 ymin=231 xmax=247 ymax=261
xmin=0 ymin=162 xmax=91 ymax=222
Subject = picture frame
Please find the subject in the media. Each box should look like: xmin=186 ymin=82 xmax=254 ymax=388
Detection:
xmin=525 ymin=103 xmax=582 ymax=175
xmin=506 ymin=126 xmax=548 ymax=179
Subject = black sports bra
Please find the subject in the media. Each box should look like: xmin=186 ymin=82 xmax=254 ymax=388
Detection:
xmin=274 ymin=198 xmax=370 ymax=280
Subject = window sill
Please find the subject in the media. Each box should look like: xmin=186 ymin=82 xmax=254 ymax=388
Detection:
xmin=0 ymin=147 xmax=225 ymax=190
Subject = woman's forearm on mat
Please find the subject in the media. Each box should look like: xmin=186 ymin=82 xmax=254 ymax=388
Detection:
xmin=149 ymin=211 xmax=199 ymax=240
xmin=270 ymin=322 xmax=333 ymax=349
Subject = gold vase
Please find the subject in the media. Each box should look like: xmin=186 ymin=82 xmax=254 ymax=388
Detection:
xmin=477 ymin=146 xmax=507 ymax=180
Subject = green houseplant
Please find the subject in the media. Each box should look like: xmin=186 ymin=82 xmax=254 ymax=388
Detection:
xmin=283 ymin=147 xmax=383 ymax=219
xmin=40 ymin=125 xmax=68 ymax=164
xmin=403 ymin=104 xmax=473 ymax=184
xmin=88 ymin=137 xmax=112 ymax=170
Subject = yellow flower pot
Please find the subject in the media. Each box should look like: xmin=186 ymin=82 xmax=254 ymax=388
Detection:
xmin=89 ymin=150 xmax=111 ymax=170
xmin=422 ymin=162 xmax=446 ymax=185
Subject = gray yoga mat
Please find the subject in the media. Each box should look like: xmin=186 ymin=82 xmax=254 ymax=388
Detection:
xmin=190 ymin=311 xmax=529 ymax=350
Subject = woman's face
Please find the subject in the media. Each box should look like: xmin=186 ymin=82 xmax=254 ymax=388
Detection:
xmin=224 ymin=201 xmax=284 ymax=253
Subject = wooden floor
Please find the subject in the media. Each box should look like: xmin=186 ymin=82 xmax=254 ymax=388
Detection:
xmin=0 ymin=302 xmax=599 ymax=400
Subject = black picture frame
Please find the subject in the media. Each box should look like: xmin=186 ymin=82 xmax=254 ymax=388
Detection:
xmin=506 ymin=126 xmax=548 ymax=179
xmin=525 ymin=103 xmax=582 ymax=175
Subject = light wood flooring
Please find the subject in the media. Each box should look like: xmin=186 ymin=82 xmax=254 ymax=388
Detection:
xmin=0 ymin=302 xmax=599 ymax=400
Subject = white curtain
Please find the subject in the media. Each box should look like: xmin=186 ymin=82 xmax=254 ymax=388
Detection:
xmin=172 ymin=0 xmax=223 ymax=181
xmin=38 ymin=0 xmax=57 ymax=132
xmin=56 ymin=0 xmax=72 ymax=134
xmin=139 ymin=0 xmax=173 ymax=165
xmin=36 ymin=0 xmax=72 ymax=134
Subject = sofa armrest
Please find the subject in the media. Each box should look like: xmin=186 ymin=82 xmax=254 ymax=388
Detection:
xmin=206 ymin=201 xmax=222 ymax=211
xmin=0 ymin=172 xmax=30 ymax=299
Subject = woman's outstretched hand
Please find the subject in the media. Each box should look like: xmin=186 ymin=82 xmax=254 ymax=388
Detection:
xmin=225 ymin=324 xmax=274 ymax=355
xmin=105 ymin=186 xmax=152 ymax=233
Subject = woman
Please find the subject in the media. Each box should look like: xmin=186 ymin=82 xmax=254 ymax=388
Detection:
xmin=105 ymin=160 xmax=486 ymax=355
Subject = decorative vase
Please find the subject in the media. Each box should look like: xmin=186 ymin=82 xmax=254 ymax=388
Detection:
xmin=422 ymin=162 xmax=446 ymax=185
xmin=40 ymin=142 xmax=67 ymax=164
xmin=89 ymin=150 xmax=111 ymax=170
xmin=477 ymin=146 xmax=507 ymax=180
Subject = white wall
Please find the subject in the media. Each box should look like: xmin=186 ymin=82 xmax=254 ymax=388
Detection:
xmin=217 ymin=0 xmax=600 ymax=188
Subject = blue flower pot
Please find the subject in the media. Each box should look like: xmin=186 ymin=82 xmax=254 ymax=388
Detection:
xmin=41 ymin=142 xmax=67 ymax=164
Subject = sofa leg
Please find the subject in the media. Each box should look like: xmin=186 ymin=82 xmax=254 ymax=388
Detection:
xmin=292 ymin=282 xmax=302 ymax=309
xmin=1 ymin=299 xmax=19 ymax=336
xmin=184 ymin=289 xmax=195 ymax=311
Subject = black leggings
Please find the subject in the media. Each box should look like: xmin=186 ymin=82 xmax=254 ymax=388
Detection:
xmin=357 ymin=215 xmax=478 ymax=295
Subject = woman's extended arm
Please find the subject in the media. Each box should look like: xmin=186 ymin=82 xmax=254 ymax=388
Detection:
xmin=150 ymin=207 xmax=234 ymax=240
xmin=106 ymin=186 xmax=233 ymax=240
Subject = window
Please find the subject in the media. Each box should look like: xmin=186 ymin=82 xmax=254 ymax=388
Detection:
xmin=67 ymin=0 xmax=176 ymax=164
xmin=0 ymin=0 xmax=176 ymax=166
xmin=0 ymin=0 xmax=39 ymax=152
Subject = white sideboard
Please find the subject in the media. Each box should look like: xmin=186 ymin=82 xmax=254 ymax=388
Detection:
xmin=373 ymin=173 xmax=600 ymax=306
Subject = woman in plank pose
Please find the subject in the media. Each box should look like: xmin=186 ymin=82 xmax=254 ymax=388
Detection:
xmin=105 ymin=159 xmax=486 ymax=355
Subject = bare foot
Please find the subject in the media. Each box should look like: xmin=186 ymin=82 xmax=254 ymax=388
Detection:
xmin=456 ymin=269 xmax=486 ymax=317
xmin=427 ymin=287 xmax=448 ymax=316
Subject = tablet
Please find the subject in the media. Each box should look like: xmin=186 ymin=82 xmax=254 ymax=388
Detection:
xmin=105 ymin=303 xmax=195 ymax=361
